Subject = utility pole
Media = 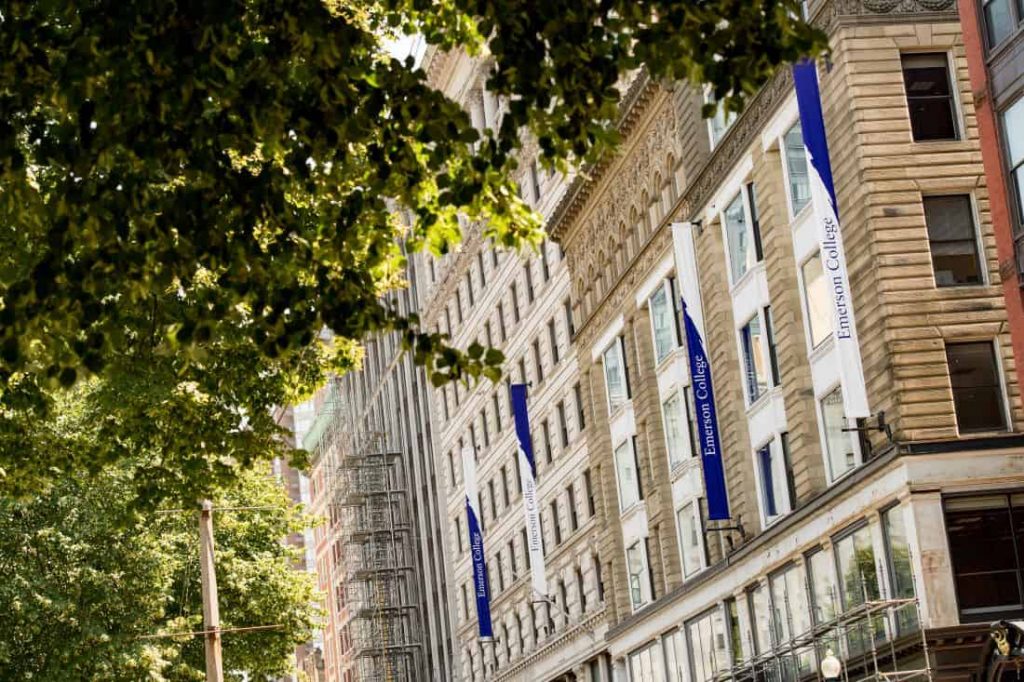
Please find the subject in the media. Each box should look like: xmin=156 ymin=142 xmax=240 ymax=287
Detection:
xmin=199 ymin=500 xmax=225 ymax=682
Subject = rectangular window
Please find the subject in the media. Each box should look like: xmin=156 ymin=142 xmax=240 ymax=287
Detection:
xmin=550 ymin=499 xmax=562 ymax=545
xmin=524 ymin=262 xmax=535 ymax=303
xmin=808 ymin=549 xmax=839 ymax=624
xmin=707 ymin=92 xmax=737 ymax=148
xmin=925 ymin=195 xmax=983 ymax=286
xmin=820 ymin=386 xmax=857 ymax=481
xmin=520 ymin=528 xmax=529 ymax=570
xmin=557 ymin=401 xmax=569 ymax=448
xmin=602 ymin=338 xmax=630 ymax=411
xmin=540 ymin=241 xmax=551 ymax=281
xmin=465 ymin=271 xmax=475 ymax=307
xmin=477 ymin=251 xmax=487 ymax=287
xmin=510 ymin=283 xmax=521 ymax=323
xmin=484 ymin=320 xmax=493 ymax=348
xmin=882 ymin=505 xmax=918 ymax=633
xmin=649 ymin=280 xmax=679 ymax=364
xmin=764 ymin=306 xmax=781 ymax=387
xmin=532 ymin=338 xmax=544 ymax=384
xmin=628 ymin=641 xmax=664 ymax=682
xmin=783 ymin=122 xmax=811 ymax=216
xmin=724 ymin=191 xmax=756 ymax=283
xmin=548 ymin=319 xmax=560 ymax=365
xmin=530 ymin=160 xmax=542 ymax=202
xmin=626 ymin=541 xmax=651 ymax=608
xmin=614 ymin=440 xmax=642 ymax=511
xmin=687 ymin=607 xmax=729 ymax=681
xmin=1005 ymin=98 xmax=1024 ymax=236
xmin=984 ymin=0 xmax=1018 ymax=49
xmin=564 ymin=298 xmax=576 ymax=338
xmin=500 ymin=466 xmax=510 ymax=507
xmin=747 ymin=183 xmax=764 ymax=262
xmin=834 ymin=525 xmax=883 ymax=654
xmin=946 ymin=341 xmax=1008 ymax=432
xmin=508 ymin=538 xmax=517 ymax=579
xmin=945 ymin=493 xmax=1024 ymax=621
xmin=662 ymin=391 xmax=692 ymax=469
xmin=901 ymin=53 xmax=959 ymax=142
xmin=574 ymin=382 xmax=586 ymax=431
xmin=496 ymin=550 xmax=504 ymax=592
xmin=770 ymin=564 xmax=813 ymax=676
xmin=677 ymin=501 xmax=704 ymax=579
xmin=748 ymin=583 xmax=772 ymax=656
xmin=447 ymin=451 xmax=456 ymax=487
xmin=455 ymin=516 xmax=464 ymax=554
xmin=567 ymin=484 xmax=579 ymax=531
xmin=497 ymin=301 xmax=507 ymax=341
xmin=724 ymin=598 xmax=743 ymax=666
xmin=492 ymin=392 xmax=502 ymax=432
xmin=517 ymin=357 xmax=527 ymax=385
xmin=541 ymin=420 xmax=553 ymax=464
xmin=488 ymin=479 xmax=498 ymax=517
xmin=801 ymin=251 xmax=833 ymax=348
xmin=481 ymin=409 xmax=490 ymax=447
xmin=740 ymin=315 xmax=769 ymax=404
xmin=513 ymin=451 xmax=522 ymax=493
xmin=584 ymin=469 xmax=596 ymax=517
xmin=455 ymin=288 xmax=464 ymax=324
xmin=757 ymin=440 xmax=791 ymax=522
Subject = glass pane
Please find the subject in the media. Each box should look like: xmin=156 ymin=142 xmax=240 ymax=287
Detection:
xmin=725 ymin=192 xmax=753 ymax=282
xmin=650 ymin=284 xmax=677 ymax=363
xmin=663 ymin=392 xmax=690 ymax=469
xmin=821 ymin=387 xmax=857 ymax=480
xmin=883 ymin=506 xmax=919 ymax=633
xmin=604 ymin=341 xmax=627 ymax=409
xmin=901 ymin=54 xmax=958 ymax=141
xmin=758 ymin=443 xmax=778 ymax=518
xmin=750 ymin=584 xmax=773 ymax=654
xmin=1005 ymin=97 xmax=1024 ymax=167
xmin=802 ymin=252 xmax=834 ymax=347
xmin=836 ymin=527 xmax=879 ymax=609
xmin=925 ymin=195 xmax=982 ymax=286
xmin=741 ymin=316 xmax=768 ymax=404
xmin=784 ymin=123 xmax=811 ymax=215
xmin=946 ymin=342 xmax=1007 ymax=432
xmin=984 ymin=0 xmax=1015 ymax=48
xmin=945 ymin=496 xmax=1022 ymax=616
xmin=679 ymin=503 xmax=703 ymax=578
xmin=809 ymin=550 xmax=839 ymax=624
xmin=628 ymin=542 xmax=646 ymax=607
xmin=616 ymin=441 xmax=640 ymax=510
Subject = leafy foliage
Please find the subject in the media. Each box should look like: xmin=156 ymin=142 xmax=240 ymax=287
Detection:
xmin=0 ymin=461 xmax=318 ymax=681
xmin=0 ymin=0 xmax=823 ymax=495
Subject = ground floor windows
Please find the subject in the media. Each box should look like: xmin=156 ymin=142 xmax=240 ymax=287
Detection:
xmin=687 ymin=606 xmax=730 ymax=682
xmin=945 ymin=493 xmax=1024 ymax=621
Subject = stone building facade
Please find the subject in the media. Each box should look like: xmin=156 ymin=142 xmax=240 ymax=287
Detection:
xmin=547 ymin=0 xmax=1024 ymax=680
xmin=421 ymin=48 xmax=615 ymax=682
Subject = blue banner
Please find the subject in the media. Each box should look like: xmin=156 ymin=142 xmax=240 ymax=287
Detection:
xmin=461 ymin=446 xmax=493 ymax=638
xmin=509 ymin=384 xmax=547 ymax=597
xmin=682 ymin=300 xmax=730 ymax=520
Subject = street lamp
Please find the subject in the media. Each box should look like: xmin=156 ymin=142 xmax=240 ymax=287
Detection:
xmin=820 ymin=649 xmax=842 ymax=681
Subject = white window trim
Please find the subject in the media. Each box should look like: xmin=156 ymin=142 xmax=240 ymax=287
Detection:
xmin=602 ymin=338 xmax=630 ymax=415
xmin=751 ymin=436 xmax=791 ymax=530
xmin=736 ymin=309 xmax=773 ymax=409
xmin=815 ymin=382 xmax=863 ymax=485
xmin=634 ymin=256 xmax=675 ymax=307
xmin=675 ymin=499 xmax=707 ymax=580
xmin=625 ymin=539 xmax=653 ymax=610
xmin=779 ymin=121 xmax=814 ymax=223
xmin=648 ymin=279 xmax=682 ymax=368
xmin=900 ymin=50 xmax=966 ymax=143
xmin=797 ymin=250 xmax=833 ymax=354
xmin=614 ymin=437 xmax=642 ymax=513
xmin=591 ymin=315 xmax=625 ymax=362
xmin=719 ymin=186 xmax=759 ymax=289
xmin=661 ymin=389 xmax=695 ymax=472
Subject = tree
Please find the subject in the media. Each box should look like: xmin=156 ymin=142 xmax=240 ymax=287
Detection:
xmin=0 ymin=459 xmax=318 ymax=681
xmin=0 ymin=0 xmax=824 ymax=495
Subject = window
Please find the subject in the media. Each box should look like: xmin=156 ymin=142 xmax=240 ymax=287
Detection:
xmin=901 ymin=53 xmax=959 ymax=141
xmin=508 ymin=538 xmax=517 ymax=579
xmin=517 ymin=357 xmax=527 ymax=385
xmin=945 ymin=494 xmax=1024 ymax=621
xmin=532 ymin=338 xmax=544 ymax=384
xmin=594 ymin=554 xmax=605 ymax=602
xmin=530 ymin=160 xmax=542 ymax=202
xmin=520 ymin=527 xmax=529 ymax=569
xmin=687 ymin=607 xmax=729 ymax=681
xmin=495 ymin=550 xmax=504 ymax=592
xmin=677 ymin=501 xmax=704 ymax=578
xmin=510 ymin=283 xmax=521 ymax=322
xmin=740 ymin=315 xmax=769 ymax=404
xmin=513 ymin=452 xmax=522 ymax=493
xmin=764 ymin=306 xmax=781 ymax=386
xmin=540 ymin=242 xmax=551 ymax=281
xmin=456 ymin=516 xmax=464 ymax=554
xmin=497 ymin=301 xmax=507 ymax=341
xmin=834 ymin=524 xmax=883 ymax=653
xmin=756 ymin=439 xmax=792 ymax=522
xmin=924 ymin=195 xmax=983 ymax=286
xmin=461 ymin=583 xmax=469 ymax=620
xmin=466 ymin=271 xmax=475 ymax=307
xmin=882 ymin=505 xmax=918 ymax=633
xmin=724 ymin=598 xmax=743 ymax=666
xmin=783 ymin=122 xmax=811 ymax=216
xmin=550 ymin=500 xmax=562 ymax=545
xmin=492 ymin=392 xmax=502 ymax=432
xmin=564 ymin=299 xmax=576 ymax=338
xmin=481 ymin=409 xmax=490 ymax=447
xmin=628 ymin=641 xmax=665 ymax=682
xmin=807 ymin=549 xmax=839 ymax=624
xmin=649 ymin=280 xmax=679 ymax=363
xmin=567 ymin=484 xmax=579 ymax=531
xmin=541 ymin=420 xmax=553 ymax=463
xmin=820 ymin=386 xmax=857 ymax=481
xmin=548 ymin=319 xmax=559 ymax=365
xmin=602 ymin=338 xmax=630 ymax=410
xmin=707 ymin=92 xmax=737 ymax=148
xmin=524 ymin=262 xmax=535 ymax=303
xmin=575 ymin=566 xmax=585 ymax=613
xmin=983 ymin=0 xmax=1019 ymax=49
xmin=748 ymin=583 xmax=772 ymax=655
xmin=662 ymin=391 xmax=692 ymax=469
xmin=477 ymin=251 xmax=487 ymax=287
xmin=583 ymin=469 xmax=596 ymax=517
xmin=556 ymin=401 xmax=569 ymax=448
xmin=801 ymin=252 xmax=833 ymax=348
xmin=489 ymin=479 xmax=498 ymax=516
xmin=626 ymin=541 xmax=651 ymax=608
xmin=500 ymin=466 xmax=510 ymax=507
xmin=724 ymin=191 xmax=756 ymax=283
xmin=946 ymin=341 xmax=1007 ymax=432
xmin=455 ymin=288 xmax=464 ymax=324
xmin=770 ymin=564 xmax=813 ymax=676
xmin=1005 ymin=98 xmax=1024 ymax=239
xmin=447 ymin=451 xmax=456 ymax=487
xmin=614 ymin=439 xmax=642 ymax=510
xmin=491 ymin=245 xmax=500 ymax=269
xmin=574 ymin=382 xmax=586 ymax=430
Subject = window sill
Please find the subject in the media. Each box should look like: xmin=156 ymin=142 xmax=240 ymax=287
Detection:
xmin=728 ymin=259 xmax=766 ymax=296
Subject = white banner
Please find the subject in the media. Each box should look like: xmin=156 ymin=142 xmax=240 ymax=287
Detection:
xmin=509 ymin=383 xmax=547 ymax=598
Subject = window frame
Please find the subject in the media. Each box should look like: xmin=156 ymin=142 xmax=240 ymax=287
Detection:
xmin=662 ymin=389 xmax=696 ymax=470
xmin=738 ymin=311 xmax=771 ymax=406
xmin=614 ymin=437 xmax=643 ymax=512
xmin=799 ymin=250 xmax=834 ymax=350
xmin=602 ymin=337 xmax=631 ymax=413
xmin=626 ymin=540 xmax=653 ymax=609
xmin=648 ymin=278 xmax=681 ymax=365
xmin=900 ymin=51 xmax=962 ymax=143
xmin=780 ymin=120 xmax=812 ymax=220
xmin=676 ymin=499 xmax=707 ymax=579
xmin=721 ymin=188 xmax=762 ymax=286
xmin=945 ymin=339 xmax=1011 ymax=434
xmin=817 ymin=383 xmax=861 ymax=483
xmin=923 ymin=193 xmax=986 ymax=287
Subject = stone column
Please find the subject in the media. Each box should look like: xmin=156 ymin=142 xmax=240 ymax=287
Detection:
xmin=904 ymin=491 xmax=959 ymax=628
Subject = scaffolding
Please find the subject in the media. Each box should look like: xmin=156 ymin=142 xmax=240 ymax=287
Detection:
xmin=309 ymin=380 xmax=423 ymax=682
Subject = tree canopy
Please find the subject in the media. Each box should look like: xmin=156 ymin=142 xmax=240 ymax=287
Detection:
xmin=0 ymin=460 xmax=318 ymax=680
xmin=0 ymin=0 xmax=824 ymax=499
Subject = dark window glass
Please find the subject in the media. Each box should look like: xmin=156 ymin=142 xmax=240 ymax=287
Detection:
xmin=983 ymin=0 xmax=1016 ymax=49
xmin=764 ymin=306 xmax=781 ymax=386
xmin=901 ymin=53 xmax=959 ymax=141
xmin=945 ymin=494 xmax=1024 ymax=620
xmin=924 ymin=195 xmax=982 ymax=286
xmin=747 ymin=182 xmax=764 ymax=261
xmin=946 ymin=341 xmax=1007 ymax=432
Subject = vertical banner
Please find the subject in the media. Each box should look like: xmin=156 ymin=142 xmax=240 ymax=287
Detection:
xmin=793 ymin=59 xmax=871 ymax=419
xmin=672 ymin=223 xmax=731 ymax=521
xmin=461 ymin=445 xmax=493 ymax=638
xmin=509 ymin=383 xmax=547 ymax=598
